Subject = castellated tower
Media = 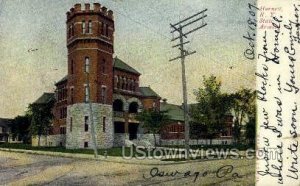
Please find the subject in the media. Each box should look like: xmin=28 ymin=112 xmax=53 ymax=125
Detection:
xmin=66 ymin=3 xmax=114 ymax=149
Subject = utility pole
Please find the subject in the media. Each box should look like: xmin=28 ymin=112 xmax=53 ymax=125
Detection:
xmin=85 ymin=72 xmax=98 ymax=159
xmin=170 ymin=9 xmax=208 ymax=159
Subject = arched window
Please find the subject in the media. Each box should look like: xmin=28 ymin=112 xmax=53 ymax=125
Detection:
xmin=118 ymin=76 xmax=122 ymax=89
xmin=106 ymin=24 xmax=109 ymax=36
xmin=82 ymin=20 xmax=86 ymax=34
xmin=68 ymin=25 xmax=71 ymax=38
xmin=132 ymin=80 xmax=136 ymax=92
xmin=85 ymin=57 xmax=90 ymax=73
xmin=84 ymin=85 xmax=89 ymax=102
xmin=117 ymin=76 xmax=121 ymax=89
xmin=114 ymin=76 xmax=118 ymax=88
xmin=70 ymin=88 xmax=74 ymax=104
xmin=113 ymin=99 xmax=123 ymax=112
xmin=121 ymin=77 xmax=125 ymax=89
xmin=130 ymin=79 xmax=134 ymax=91
xmin=88 ymin=20 xmax=92 ymax=33
xmin=102 ymin=23 xmax=106 ymax=35
xmin=101 ymin=86 xmax=107 ymax=103
xmin=71 ymin=60 xmax=74 ymax=74
xmin=127 ymin=79 xmax=131 ymax=91
xmin=102 ymin=59 xmax=106 ymax=73
xmin=124 ymin=78 xmax=127 ymax=90
xmin=129 ymin=102 xmax=139 ymax=113
xmin=71 ymin=23 xmax=74 ymax=36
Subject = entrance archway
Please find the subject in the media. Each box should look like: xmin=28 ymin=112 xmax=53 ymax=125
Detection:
xmin=128 ymin=102 xmax=139 ymax=113
xmin=113 ymin=99 xmax=124 ymax=112
xmin=128 ymin=123 xmax=139 ymax=140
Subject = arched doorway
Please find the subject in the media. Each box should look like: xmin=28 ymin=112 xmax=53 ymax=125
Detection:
xmin=128 ymin=102 xmax=139 ymax=113
xmin=113 ymin=99 xmax=124 ymax=112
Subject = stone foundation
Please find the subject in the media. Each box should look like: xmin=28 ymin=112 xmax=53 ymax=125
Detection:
xmin=66 ymin=103 xmax=113 ymax=149
xmin=113 ymin=133 xmax=126 ymax=147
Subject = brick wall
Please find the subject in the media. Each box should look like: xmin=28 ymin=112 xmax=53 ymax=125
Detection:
xmin=66 ymin=3 xmax=114 ymax=106
xmin=52 ymin=81 xmax=68 ymax=135
xmin=142 ymin=98 xmax=160 ymax=110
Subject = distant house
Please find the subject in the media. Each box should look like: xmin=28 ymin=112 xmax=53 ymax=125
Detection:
xmin=160 ymin=100 xmax=234 ymax=145
xmin=160 ymin=100 xmax=185 ymax=140
xmin=30 ymin=93 xmax=57 ymax=146
xmin=0 ymin=118 xmax=21 ymax=143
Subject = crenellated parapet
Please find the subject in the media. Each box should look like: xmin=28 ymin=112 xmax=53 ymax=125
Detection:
xmin=66 ymin=2 xmax=115 ymax=105
xmin=66 ymin=3 xmax=114 ymax=21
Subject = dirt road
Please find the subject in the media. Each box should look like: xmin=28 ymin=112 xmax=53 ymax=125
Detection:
xmin=0 ymin=151 xmax=255 ymax=186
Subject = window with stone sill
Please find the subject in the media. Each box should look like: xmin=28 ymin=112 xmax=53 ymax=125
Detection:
xmin=70 ymin=88 xmax=74 ymax=104
xmin=84 ymin=116 xmax=89 ymax=132
xmin=70 ymin=117 xmax=73 ymax=132
xmin=103 ymin=117 xmax=106 ymax=132
xmin=101 ymin=23 xmax=105 ymax=35
xmin=88 ymin=20 xmax=92 ymax=34
xmin=71 ymin=60 xmax=74 ymax=74
xmin=68 ymin=25 xmax=71 ymax=38
xmin=82 ymin=20 xmax=86 ymax=34
xmin=84 ymin=85 xmax=89 ymax=103
xmin=60 ymin=107 xmax=67 ymax=119
xmin=85 ymin=57 xmax=90 ymax=73
xmin=102 ymin=58 xmax=106 ymax=74
xmin=60 ymin=127 xmax=66 ymax=135
xmin=71 ymin=23 xmax=74 ymax=36
xmin=106 ymin=24 xmax=109 ymax=37
xmin=101 ymin=86 xmax=107 ymax=104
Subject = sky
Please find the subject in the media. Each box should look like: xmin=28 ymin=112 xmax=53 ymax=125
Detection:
xmin=0 ymin=0 xmax=256 ymax=118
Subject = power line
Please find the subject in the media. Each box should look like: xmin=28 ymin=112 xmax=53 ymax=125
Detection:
xmin=109 ymin=1 xmax=206 ymax=55
xmin=169 ymin=9 xmax=208 ymax=159
xmin=85 ymin=72 xmax=98 ymax=159
xmin=108 ymin=1 xmax=251 ymax=83
xmin=109 ymin=1 xmax=170 ymax=40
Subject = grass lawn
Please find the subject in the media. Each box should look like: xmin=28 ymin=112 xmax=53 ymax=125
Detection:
xmin=0 ymin=143 xmax=129 ymax=156
xmin=0 ymin=143 xmax=255 ymax=161
xmin=0 ymin=143 xmax=169 ymax=157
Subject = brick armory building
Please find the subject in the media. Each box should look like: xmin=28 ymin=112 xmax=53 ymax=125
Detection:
xmin=31 ymin=3 xmax=161 ymax=148
xmin=32 ymin=3 xmax=234 ymax=148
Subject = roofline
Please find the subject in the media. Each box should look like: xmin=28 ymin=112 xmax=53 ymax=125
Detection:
xmin=55 ymin=76 xmax=68 ymax=86
xmin=141 ymin=95 xmax=161 ymax=98
xmin=33 ymin=92 xmax=55 ymax=105
xmin=113 ymin=66 xmax=141 ymax=75
xmin=0 ymin=118 xmax=14 ymax=121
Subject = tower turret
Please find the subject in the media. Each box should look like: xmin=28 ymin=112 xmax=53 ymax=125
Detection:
xmin=66 ymin=3 xmax=114 ymax=105
xmin=66 ymin=3 xmax=114 ymax=149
